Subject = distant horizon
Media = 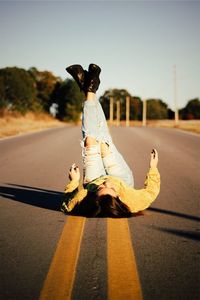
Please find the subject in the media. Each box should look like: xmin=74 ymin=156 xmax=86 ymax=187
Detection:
xmin=1 ymin=1 xmax=199 ymax=110
xmin=1 ymin=63 xmax=198 ymax=111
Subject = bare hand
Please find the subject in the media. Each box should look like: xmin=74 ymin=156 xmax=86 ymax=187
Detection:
xmin=69 ymin=163 xmax=80 ymax=181
xmin=150 ymin=149 xmax=158 ymax=168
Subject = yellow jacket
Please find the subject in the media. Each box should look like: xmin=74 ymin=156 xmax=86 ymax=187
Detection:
xmin=61 ymin=167 xmax=160 ymax=214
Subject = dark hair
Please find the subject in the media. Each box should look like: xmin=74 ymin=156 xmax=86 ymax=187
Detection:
xmin=72 ymin=192 xmax=133 ymax=218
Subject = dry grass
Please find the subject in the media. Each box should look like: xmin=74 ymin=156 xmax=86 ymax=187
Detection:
xmin=0 ymin=112 xmax=66 ymax=138
xmin=148 ymin=120 xmax=200 ymax=134
xmin=111 ymin=119 xmax=200 ymax=134
xmin=1 ymin=112 xmax=199 ymax=139
xmin=149 ymin=120 xmax=200 ymax=134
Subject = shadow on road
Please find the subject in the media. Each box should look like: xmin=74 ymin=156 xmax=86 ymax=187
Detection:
xmin=149 ymin=207 xmax=200 ymax=241
xmin=0 ymin=184 xmax=63 ymax=210
xmin=149 ymin=207 xmax=200 ymax=222
xmin=152 ymin=226 xmax=200 ymax=241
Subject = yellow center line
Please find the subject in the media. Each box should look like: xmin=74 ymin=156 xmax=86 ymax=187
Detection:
xmin=39 ymin=216 xmax=85 ymax=300
xmin=107 ymin=218 xmax=143 ymax=300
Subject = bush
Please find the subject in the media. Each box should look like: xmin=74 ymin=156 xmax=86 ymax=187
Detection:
xmin=180 ymin=98 xmax=200 ymax=119
xmin=0 ymin=67 xmax=37 ymax=113
xmin=147 ymin=99 xmax=168 ymax=119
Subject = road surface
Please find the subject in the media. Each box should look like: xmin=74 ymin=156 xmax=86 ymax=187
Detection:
xmin=0 ymin=126 xmax=199 ymax=300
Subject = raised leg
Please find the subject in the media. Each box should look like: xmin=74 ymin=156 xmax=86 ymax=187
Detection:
xmin=82 ymin=93 xmax=113 ymax=145
xmin=82 ymin=92 xmax=134 ymax=186
xmin=66 ymin=63 xmax=134 ymax=186
xmin=81 ymin=93 xmax=107 ymax=184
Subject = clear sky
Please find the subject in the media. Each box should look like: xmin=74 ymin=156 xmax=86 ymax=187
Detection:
xmin=0 ymin=0 xmax=199 ymax=110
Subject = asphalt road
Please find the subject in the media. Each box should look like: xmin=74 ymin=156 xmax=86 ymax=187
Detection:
xmin=0 ymin=126 xmax=199 ymax=300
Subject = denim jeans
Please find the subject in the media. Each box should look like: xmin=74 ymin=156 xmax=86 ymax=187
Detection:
xmin=81 ymin=98 xmax=134 ymax=187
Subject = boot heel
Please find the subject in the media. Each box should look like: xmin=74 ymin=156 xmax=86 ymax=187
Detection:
xmin=84 ymin=63 xmax=101 ymax=93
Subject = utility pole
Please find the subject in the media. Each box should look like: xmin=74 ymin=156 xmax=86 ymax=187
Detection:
xmin=116 ymin=100 xmax=120 ymax=126
xmin=174 ymin=65 xmax=179 ymax=126
xmin=126 ymin=96 xmax=130 ymax=127
xmin=109 ymin=96 xmax=114 ymax=125
xmin=142 ymin=99 xmax=147 ymax=126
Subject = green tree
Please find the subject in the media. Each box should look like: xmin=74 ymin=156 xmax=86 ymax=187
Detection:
xmin=167 ymin=108 xmax=175 ymax=119
xmin=180 ymin=98 xmax=200 ymax=119
xmin=147 ymin=99 xmax=168 ymax=119
xmin=100 ymin=89 xmax=143 ymax=120
xmin=51 ymin=79 xmax=84 ymax=122
xmin=0 ymin=76 xmax=7 ymax=109
xmin=29 ymin=67 xmax=60 ymax=112
xmin=0 ymin=67 xmax=37 ymax=114
xmin=100 ymin=89 xmax=131 ymax=120
xmin=130 ymin=97 xmax=142 ymax=120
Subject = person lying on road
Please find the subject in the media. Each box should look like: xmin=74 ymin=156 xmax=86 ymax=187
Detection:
xmin=61 ymin=63 xmax=160 ymax=218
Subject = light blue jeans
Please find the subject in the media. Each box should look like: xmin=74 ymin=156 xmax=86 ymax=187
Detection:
xmin=81 ymin=99 xmax=134 ymax=187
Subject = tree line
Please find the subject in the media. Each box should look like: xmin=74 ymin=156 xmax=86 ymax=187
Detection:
xmin=0 ymin=66 xmax=199 ymax=121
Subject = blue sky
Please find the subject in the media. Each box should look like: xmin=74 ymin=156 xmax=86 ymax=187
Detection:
xmin=0 ymin=0 xmax=199 ymax=110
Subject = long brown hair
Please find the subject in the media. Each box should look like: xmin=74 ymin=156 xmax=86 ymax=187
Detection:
xmin=72 ymin=191 xmax=133 ymax=218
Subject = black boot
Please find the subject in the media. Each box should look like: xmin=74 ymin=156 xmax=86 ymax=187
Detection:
xmin=84 ymin=64 xmax=101 ymax=93
xmin=66 ymin=64 xmax=85 ymax=91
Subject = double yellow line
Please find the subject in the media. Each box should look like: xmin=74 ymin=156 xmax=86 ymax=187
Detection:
xmin=39 ymin=216 xmax=142 ymax=300
xmin=39 ymin=216 xmax=85 ymax=300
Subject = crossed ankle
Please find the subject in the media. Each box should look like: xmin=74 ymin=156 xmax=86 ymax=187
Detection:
xmin=86 ymin=92 xmax=96 ymax=101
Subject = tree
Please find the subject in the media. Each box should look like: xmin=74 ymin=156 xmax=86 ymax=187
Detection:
xmin=51 ymin=79 xmax=84 ymax=122
xmin=28 ymin=67 xmax=60 ymax=112
xmin=167 ymin=108 xmax=175 ymax=119
xmin=0 ymin=67 xmax=37 ymax=113
xmin=100 ymin=89 xmax=143 ymax=121
xmin=146 ymin=99 xmax=168 ymax=119
xmin=179 ymin=98 xmax=200 ymax=119
xmin=130 ymin=97 xmax=142 ymax=120
xmin=0 ymin=76 xmax=7 ymax=110
xmin=100 ymin=89 xmax=130 ymax=120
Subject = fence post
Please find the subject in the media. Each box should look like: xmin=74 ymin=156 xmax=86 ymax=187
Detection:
xmin=109 ymin=96 xmax=114 ymax=125
xmin=142 ymin=99 xmax=147 ymax=127
xmin=126 ymin=96 xmax=130 ymax=127
xmin=116 ymin=100 xmax=120 ymax=126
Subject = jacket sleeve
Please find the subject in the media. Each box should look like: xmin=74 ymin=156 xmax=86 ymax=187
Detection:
xmin=64 ymin=179 xmax=80 ymax=193
xmin=61 ymin=179 xmax=87 ymax=213
xmin=124 ymin=167 xmax=160 ymax=213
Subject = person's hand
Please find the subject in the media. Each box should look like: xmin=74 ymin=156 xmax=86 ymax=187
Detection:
xmin=150 ymin=149 xmax=158 ymax=168
xmin=69 ymin=163 xmax=80 ymax=181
